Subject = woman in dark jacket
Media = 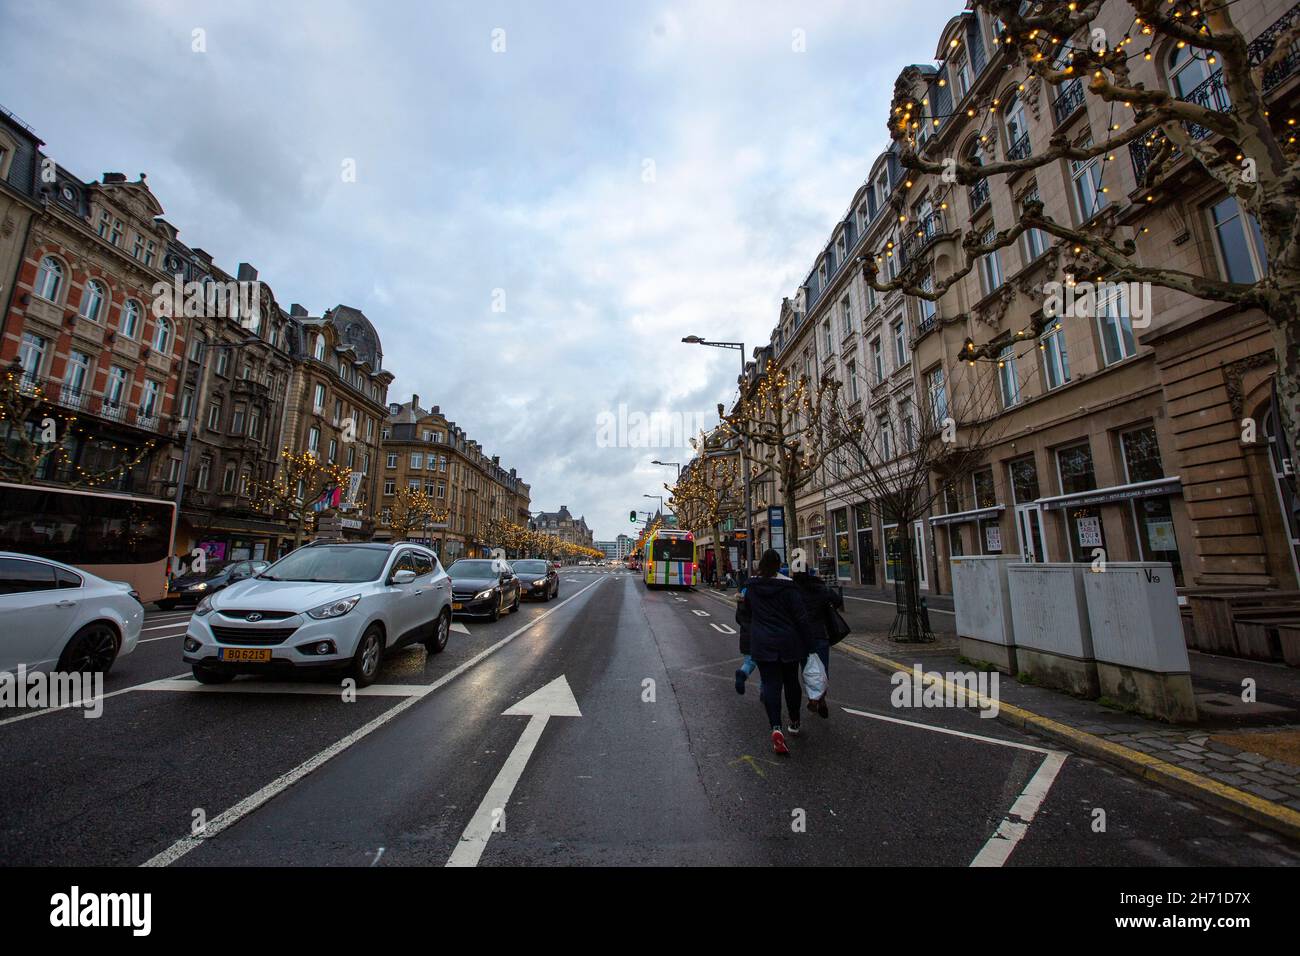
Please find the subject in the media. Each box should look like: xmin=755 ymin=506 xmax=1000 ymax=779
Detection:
xmin=744 ymin=549 xmax=813 ymax=754
xmin=791 ymin=571 xmax=844 ymax=718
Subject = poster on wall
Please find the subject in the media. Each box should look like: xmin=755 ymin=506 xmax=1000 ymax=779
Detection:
xmin=198 ymin=541 xmax=227 ymax=563
xmin=1077 ymin=515 xmax=1103 ymax=548
xmin=1147 ymin=519 xmax=1176 ymax=552
xmin=984 ymin=525 xmax=1001 ymax=553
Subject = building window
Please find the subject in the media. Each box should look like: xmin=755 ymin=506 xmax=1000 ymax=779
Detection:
xmin=1019 ymin=184 xmax=1047 ymax=261
xmin=313 ymin=383 xmax=325 ymax=411
xmin=1041 ymin=324 xmax=1070 ymax=389
xmin=386 ymin=453 xmax=398 ymax=469
xmin=840 ymin=295 xmax=853 ymax=337
xmin=411 ymin=452 xmax=423 ymax=470
xmin=313 ymin=335 xmax=326 ymax=361
xmin=847 ymin=358 xmax=859 ymax=403
xmin=79 ymin=280 xmax=106 ymax=323
xmin=140 ymin=380 xmax=160 ymax=419
xmin=822 ymin=319 xmax=833 ymax=356
xmin=1070 ymin=137 xmax=1106 ymax=220
xmin=919 ymin=274 xmax=937 ymax=323
xmin=207 ymin=400 xmax=223 ymax=430
xmin=197 ymin=456 xmax=211 ymax=490
xmin=879 ymin=416 xmax=894 ymax=460
xmin=18 ymin=332 xmax=46 ymax=381
xmin=871 ymin=337 xmax=883 ymax=384
xmin=384 ymin=479 xmax=396 ymax=496
xmin=307 ymin=426 xmax=320 ymax=454
xmin=927 ymin=366 xmax=948 ymax=425
xmin=328 ymin=439 xmax=338 ymax=463
xmin=892 ymin=319 xmax=907 ymax=368
xmin=950 ymin=52 xmax=971 ymax=99
xmin=121 ymin=299 xmax=141 ymax=339
xmin=1120 ymin=424 xmax=1182 ymax=584
xmin=998 ymin=344 xmax=1020 ymax=408
xmin=65 ymin=350 xmax=90 ymax=397
xmin=978 ymin=225 xmax=1002 ymax=295
xmin=1169 ymin=44 xmax=1226 ymax=106
xmin=153 ymin=316 xmax=171 ymax=354
xmin=34 ymin=256 xmax=63 ymax=302
xmin=249 ymin=407 xmax=261 ymax=438
xmin=1057 ymin=442 xmax=1106 ymax=562
xmin=106 ymin=366 xmax=129 ymax=408
xmin=232 ymin=405 xmax=246 ymax=435
xmin=1097 ymin=284 xmax=1137 ymax=365
xmin=900 ymin=399 xmax=915 ymax=451
xmin=1003 ymin=93 xmax=1030 ymax=159
xmin=222 ymin=462 xmax=237 ymax=493
xmin=1208 ymin=195 xmax=1267 ymax=283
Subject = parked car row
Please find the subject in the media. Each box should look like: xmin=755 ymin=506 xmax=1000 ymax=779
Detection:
xmin=0 ymin=546 xmax=564 ymax=688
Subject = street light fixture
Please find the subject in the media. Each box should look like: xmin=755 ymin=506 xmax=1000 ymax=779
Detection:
xmin=650 ymin=459 xmax=681 ymax=479
xmin=681 ymin=334 xmax=755 ymax=570
xmin=174 ymin=334 xmax=262 ymax=513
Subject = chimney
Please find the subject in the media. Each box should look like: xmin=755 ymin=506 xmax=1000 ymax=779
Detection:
xmin=290 ymin=304 xmax=307 ymax=316
xmin=432 ymin=405 xmax=439 ymax=414
xmin=102 ymin=172 xmax=126 ymax=184
xmin=237 ymin=262 xmax=258 ymax=282
xmin=411 ymin=393 xmax=419 ymax=410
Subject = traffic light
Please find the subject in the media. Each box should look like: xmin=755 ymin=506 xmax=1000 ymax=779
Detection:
xmin=629 ymin=510 xmax=637 ymax=523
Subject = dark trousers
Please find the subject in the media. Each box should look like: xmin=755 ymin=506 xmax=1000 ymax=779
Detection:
xmin=756 ymin=660 xmax=802 ymax=730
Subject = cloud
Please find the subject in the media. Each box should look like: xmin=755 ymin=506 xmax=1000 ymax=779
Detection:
xmin=0 ymin=0 xmax=960 ymax=538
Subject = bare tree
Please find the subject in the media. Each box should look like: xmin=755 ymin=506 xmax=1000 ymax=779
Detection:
xmin=720 ymin=358 xmax=861 ymax=549
xmin=823 ymin=362 xmax=1006 ymax=641
xmin=388 ymin=487 xmax=448 ymax=542
xmin=868 ymin=0 xmax=1300 ymax=455
xmin=667 ymin=437 xmax=745 ymax=579
xmin=251 ymin=449 xmax=352 ymax=547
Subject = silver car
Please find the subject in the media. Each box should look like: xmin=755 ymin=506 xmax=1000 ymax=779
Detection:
xmin=182 ymin=541 xmax=452 ymax=687
xmin=0 ymin=551 xmax=142 ymax=674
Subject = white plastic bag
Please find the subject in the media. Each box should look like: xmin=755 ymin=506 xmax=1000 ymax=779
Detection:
xmin=803 ymin=653 xmax=827 ymax=701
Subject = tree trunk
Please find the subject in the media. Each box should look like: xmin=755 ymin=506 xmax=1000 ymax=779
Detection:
xmin=783 ymin=483 xmax=800 ymax=568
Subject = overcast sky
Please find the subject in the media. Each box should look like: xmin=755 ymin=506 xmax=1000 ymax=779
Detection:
xmin=1 ymin=0 xmax=959 ymax=539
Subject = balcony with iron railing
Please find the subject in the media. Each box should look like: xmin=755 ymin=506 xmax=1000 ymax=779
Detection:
xmin=1053 ymin=79 xmax=1085 ymax=126
xmin=1006 ymin=130 xmax=1031 ymax=162
xmin=968 ymin=177 xmax=990 ymax=213
xmin=1249 ymin=2 xmax=1300 ymax=92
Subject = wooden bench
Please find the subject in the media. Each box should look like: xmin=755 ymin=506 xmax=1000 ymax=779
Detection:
xmin=1187 ymin=591 xmax=1300 ymax=658
xmin=1232 ymin=609 xmax=1300 ymax=661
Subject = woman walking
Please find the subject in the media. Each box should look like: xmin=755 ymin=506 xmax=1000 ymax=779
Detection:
xmin=791 ymin=569 xmax=844 ymax=718
xmin=742 ymin=549 xmax=813 ymax=754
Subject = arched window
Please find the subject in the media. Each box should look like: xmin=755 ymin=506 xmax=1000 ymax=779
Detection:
xmin=1003 ymin=93 xmax=1030 ymax=160
xmin=121 ymin=299 xmax=141 ymax=339
xmin=154 ymin=315 xmax=171 ymax=354
xmin=1168 ymin=45 xmax=1229 ymax=110
xmin=35 ymin=256 xmax=63 ymax=301
xmin=79 ymin=279 xmax=106 ymax=322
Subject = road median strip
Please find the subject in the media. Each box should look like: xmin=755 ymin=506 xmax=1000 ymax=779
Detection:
xmin=834 ymin=642 xmax=1300 ymax=844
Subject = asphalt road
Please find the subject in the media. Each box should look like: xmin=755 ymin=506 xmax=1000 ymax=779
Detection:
xmin=1 ymin=567 xmax=1297 ymax=867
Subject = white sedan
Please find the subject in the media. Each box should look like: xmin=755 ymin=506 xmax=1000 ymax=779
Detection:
xmin=0 ymin=552 xmax=143 ymax=674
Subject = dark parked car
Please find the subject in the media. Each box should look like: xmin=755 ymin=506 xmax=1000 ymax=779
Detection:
xmin=158 ymin=559 xmax=270 ymax=610
xmin=447 ymin=559 xmax=520 ymax=620
xmin=511 ymin=559 xmax=558 ymax=601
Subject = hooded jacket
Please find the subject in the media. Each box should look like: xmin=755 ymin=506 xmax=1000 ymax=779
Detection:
xmin=791 ymin=571 xmax=842 ymax=647
xmin=742 ymin=574 xmax=812 ymax=662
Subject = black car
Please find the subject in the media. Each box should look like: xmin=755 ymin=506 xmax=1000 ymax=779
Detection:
xmin=510 ymin=559 xmax=559 ymax=601
xmin=447 ymin=559 xmax=521 ymax=621
xmin=157 ymin=559 xmax=270 ymax=610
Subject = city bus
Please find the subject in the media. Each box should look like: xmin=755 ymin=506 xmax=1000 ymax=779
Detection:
xmin=0 ymin=482 xmax=177 ymax=603
xmin=643 ymin=528 xmax=698 ymax=589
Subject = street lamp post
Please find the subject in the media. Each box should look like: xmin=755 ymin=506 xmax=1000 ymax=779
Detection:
xmin=643 ymin=493 xmax=664 ymax=521
xmin=650 ymin=458 xmax=681 ymax=480
xmin=681 ymin=335 xmax=754 ymax=572
xmin=174 ymin=335 xmax=260 ymax=516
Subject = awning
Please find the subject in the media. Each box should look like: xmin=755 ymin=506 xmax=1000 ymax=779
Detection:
xmin=928 ymin=504 xmax=1005 ymax=527
xmin=1036 ymin=476 xmax=1181 ymax=511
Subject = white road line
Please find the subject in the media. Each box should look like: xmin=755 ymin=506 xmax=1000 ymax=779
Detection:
xmin=844 ymin=594 xmax=955 ymax=616
xmin=841 ymin=707 xmax=1066 ymax=867
xmin=969 ymin=752 xmax=1066 ymax=867
xmin=0 ymin=673 xmax=191 ymax=728
xmin=140 ymin=577 xmax=606 ymax=868
xmin=136 ymin=679 xmax=428 ymax=697
xmin=140 ymin=632 xmax=187 ymax=645
xmin=143 ymin=621 xmax=192 ymax=632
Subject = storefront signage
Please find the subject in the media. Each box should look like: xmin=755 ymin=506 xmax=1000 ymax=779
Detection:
xmin=1037 ymin=477 xmax=1181 ymax=511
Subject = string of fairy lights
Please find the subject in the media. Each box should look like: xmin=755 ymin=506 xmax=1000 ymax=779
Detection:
xmin=0 ymin=370 xmax=155 ymax=487
xmin=877 ymin=0 xmax=1289 ymax=378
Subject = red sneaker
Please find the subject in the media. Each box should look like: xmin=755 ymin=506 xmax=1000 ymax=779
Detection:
xmin=771 ymin=729 xmax=789 ymax=755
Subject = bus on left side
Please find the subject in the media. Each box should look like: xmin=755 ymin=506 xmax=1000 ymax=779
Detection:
xmin=0 ymin=482 xmax=178 ymax=604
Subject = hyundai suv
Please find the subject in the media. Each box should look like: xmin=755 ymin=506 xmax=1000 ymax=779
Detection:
xmin=182 ymin=542 xmax=452 ymax=687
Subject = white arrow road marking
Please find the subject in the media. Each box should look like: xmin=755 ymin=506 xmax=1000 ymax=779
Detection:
xmin=709 ymin=623 xmax=736 ymax=634
xmin=690 ymin=609 xmax=710 ymax=617
xmin=141 ymin=579 xmax=604 ymax=868
xmin=447 ymin=675 xmax=582 ymax=868
xmin=841 ymin=707 xmax=1066 ymax=868
xmin=449 ymin=622 xmax=470 ymax=634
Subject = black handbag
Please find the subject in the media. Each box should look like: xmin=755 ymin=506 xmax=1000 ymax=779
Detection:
xmin=827 ymin=605 xmax=851 ymax=645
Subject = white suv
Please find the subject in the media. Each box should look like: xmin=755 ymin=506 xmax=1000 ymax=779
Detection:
xmin=183 ymin=542 xmax=452 ymax=687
